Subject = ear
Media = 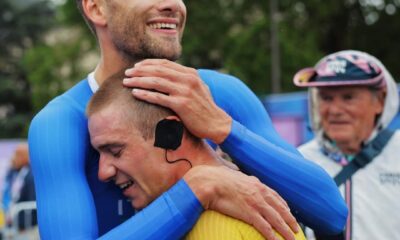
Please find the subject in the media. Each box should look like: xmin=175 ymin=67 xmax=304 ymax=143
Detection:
xmin=82 ymin=0 xmax=107 ymax=28
xmin=375 ymin=89 xmax=386 ymax=114
xmin=165 ymin=115 xmax=181 ymax=122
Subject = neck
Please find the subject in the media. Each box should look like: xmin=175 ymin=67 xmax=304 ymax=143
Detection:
xmin=336 ymin=130 xmax=375 ymax=155
xmin=94 ymin=33 xmax=142 ymax=86
xmin=170 ymin=141 xmax=230 ymax=183
xmin=176 ymin=141 xmax=223 ymax=168
xmin=337 ymin=142 xmax=361 ymax=155
xmin=189 ymin=143 xmax=225 ymax=167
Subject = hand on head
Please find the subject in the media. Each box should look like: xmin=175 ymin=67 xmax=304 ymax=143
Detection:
xmin=123 ymin=59 xmax=232 ymax=144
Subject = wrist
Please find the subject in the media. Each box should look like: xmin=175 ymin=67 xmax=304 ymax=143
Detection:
xmin=183 ymin=165 xmax=217 ymax=209
xmin=211 ymin=110 xmax=232 ymax=144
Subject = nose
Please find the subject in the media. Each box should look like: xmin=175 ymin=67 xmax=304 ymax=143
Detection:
xmin=156 ymin=0 xmax=185 ymax=13
xmin=326 ymin=100 xmax=344 ymax=116
xmin=98 ymin=155 xmax=116 ymax=182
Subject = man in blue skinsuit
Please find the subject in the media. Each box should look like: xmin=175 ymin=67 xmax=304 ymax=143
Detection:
xmin=28 ymin=0 xmax=347 ymax=239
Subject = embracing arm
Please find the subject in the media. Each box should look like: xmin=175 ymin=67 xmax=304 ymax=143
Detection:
xmin=123 ymin=60 xmax=347 ymax=235
xmin=29 ymin=103 xmax=99 ymax=239
xmin=29 ymin=100 xmax=201 ymax=239
xmin=210 ymin=73 xmax=347 ymax=234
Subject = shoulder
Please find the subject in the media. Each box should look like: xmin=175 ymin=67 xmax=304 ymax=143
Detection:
xmin=198 ymin=69 xmax=239 ymax=82
xmin=197 ymin=69 xmax=262 ymax=113
xmin=30 ymin=79 xmax=92 ymax=128
xmin=28 ymin=79 xmax=92 ymax=166
xmin=197 ymin=69 xmax=248 ymax=93
xmin=378 ymin=130 xmax=400 ymax=161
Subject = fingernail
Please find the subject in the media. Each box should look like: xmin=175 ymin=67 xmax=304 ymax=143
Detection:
xmin=123 ymin=78 xmax=130 ymax=84
xmin=132 ymin=88 xmax=140 ymax=94
xmin=295 ymin=224 xmax=300 ymax=232
xmin=125 ymin=69 xmax=133 ymax=75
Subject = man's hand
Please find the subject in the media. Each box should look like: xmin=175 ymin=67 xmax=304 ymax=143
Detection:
xmin=184 ymin=165 xmax=299 ymax=240
xmin=124 ymin=59 xmax=232 ymax=144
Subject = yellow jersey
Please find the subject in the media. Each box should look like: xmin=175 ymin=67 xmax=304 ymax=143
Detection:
xmin=185 ymin=210 xmax=306 ymax=240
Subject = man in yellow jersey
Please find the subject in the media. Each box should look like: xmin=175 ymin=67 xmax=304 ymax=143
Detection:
xmin=86 ymin=71 xmax=305 ymax=240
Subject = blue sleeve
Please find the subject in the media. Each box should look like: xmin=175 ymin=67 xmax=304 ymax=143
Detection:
xmin=29 ymin=99 xmax=99 ymax=239
xmin=200 ymin=70 xmax=348 ymax=234
xmin=29 ymin=97 xmax=203 ymax=239
xmin=99 ymin=180 xmax=203 ymax=240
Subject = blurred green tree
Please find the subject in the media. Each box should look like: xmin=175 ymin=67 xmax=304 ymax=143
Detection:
xmin=0 ymin=0 xmax=54 ymax=138
xmin=183 ymin=0 xmax=400 ymax=94
xmin=23 ymin=0 xmax=97 ymax=114
xmin=3 ymin=0 xmax=399 ymax=138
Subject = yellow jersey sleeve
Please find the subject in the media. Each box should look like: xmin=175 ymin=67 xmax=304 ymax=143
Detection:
xmin=185 ymin=210 xmax=306 ymax=240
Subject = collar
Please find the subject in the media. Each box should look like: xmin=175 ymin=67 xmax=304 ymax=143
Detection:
xmin=87 ymin=72 xmax=99 ymax=93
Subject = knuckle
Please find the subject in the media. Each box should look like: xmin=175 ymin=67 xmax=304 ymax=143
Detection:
xmin=154 ymin=67 xmax=164 ymax=75
xmin=179 ymin=97 xmax=191 ymax=108
xmin=204 ymin=84 xmax=211 ymax=93
xmin=188 ymin=68 xmax=198 ymax=75
xmin=248 ymin=175 xmax=260 ymax=183
xmin=174 ymin=97 xmax=186 ymax=108
xmin=160 ymin=59 xmax=169 ymax=65
xmin=151 ymin=77 xmax=160 ymax=86
xmin=186 ymin=73 xmax=201 ymax=87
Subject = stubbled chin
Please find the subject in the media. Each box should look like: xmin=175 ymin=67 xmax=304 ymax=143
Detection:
xmin=130 ymin=197 xmax=149 ymax=210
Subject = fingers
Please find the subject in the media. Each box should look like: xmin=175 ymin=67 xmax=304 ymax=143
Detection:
xmin=125 ymin=59 xmax=197 ymax=82
xmin=263 ymin=187 xmax=299 ymax=233
xmin=130 ymin=58 xmax=196 ymax=75
xmin=131 ymin=88 xmax=174 ymax=108
xmin=246 ymin=180 xmax=295 ymax=240
xmin=259 ymin=205 xmax=295 ymax=240
xmin=251 ymin=214 xmax=279 ymax=240
xmin=123 ymin=62 xmax=203 ymax=101
xmin=123 ymin=76 xmax=179 ymax=95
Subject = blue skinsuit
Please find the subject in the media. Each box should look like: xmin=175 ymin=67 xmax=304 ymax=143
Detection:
xmin=29 ymin=70 xmax=347 ymax=239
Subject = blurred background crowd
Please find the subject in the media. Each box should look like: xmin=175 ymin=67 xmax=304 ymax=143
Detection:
xmin=0 ymin=0 xmax=399 ymax=238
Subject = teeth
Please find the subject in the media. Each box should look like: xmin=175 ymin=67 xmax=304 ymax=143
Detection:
xmin=119 ymin=180 xmax=134 ymax=190
xmin=149 ymin=23 xmax=177 ymax=30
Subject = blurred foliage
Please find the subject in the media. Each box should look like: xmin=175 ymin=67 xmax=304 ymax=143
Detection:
xmin=2 ymin=0 xmax=400 ymax=137
xmin=23 ymin=0 xmax=97 ymax=114
xmin=0 ymin=0 xmax=54 ymax=138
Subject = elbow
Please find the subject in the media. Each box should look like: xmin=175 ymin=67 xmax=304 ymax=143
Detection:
xmin=317 ymin=201 xmax=348 ymax=235
xmin=330 ymin=204 xmax=348 ymax=234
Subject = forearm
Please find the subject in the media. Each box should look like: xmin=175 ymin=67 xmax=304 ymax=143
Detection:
xmin=221 ymin=120 xmax=348 ymax=234
xmin=100 ymin=180 xmax=203 ymax=239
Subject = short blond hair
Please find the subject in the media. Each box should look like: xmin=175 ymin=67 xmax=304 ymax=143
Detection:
xmin=87 ymin=70 xmax=178 ymax=140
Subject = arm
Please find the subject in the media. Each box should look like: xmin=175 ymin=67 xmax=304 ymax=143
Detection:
xmin=29 ymin=101 xmax=99 ymax=239
xmin=29 ymin=99 xmax=201 ymax=239
xmin=204 ymin=71 xmax=347 ymax=234
xmin=123 ymin=60 xmax=347 ymax=235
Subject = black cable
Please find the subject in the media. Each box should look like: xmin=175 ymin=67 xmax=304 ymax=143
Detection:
xmin=164 ymin=150 xmax=193 ymax=168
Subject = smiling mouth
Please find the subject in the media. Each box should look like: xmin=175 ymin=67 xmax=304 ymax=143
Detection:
xmin=119 ymin=180 xmax=134 ymax=191
xmin=148 ymin=23 xmax=177 ymax=30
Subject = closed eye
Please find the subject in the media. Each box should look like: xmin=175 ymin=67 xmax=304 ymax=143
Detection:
xmin=98 ymin=144 xmax=124 ymax=158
